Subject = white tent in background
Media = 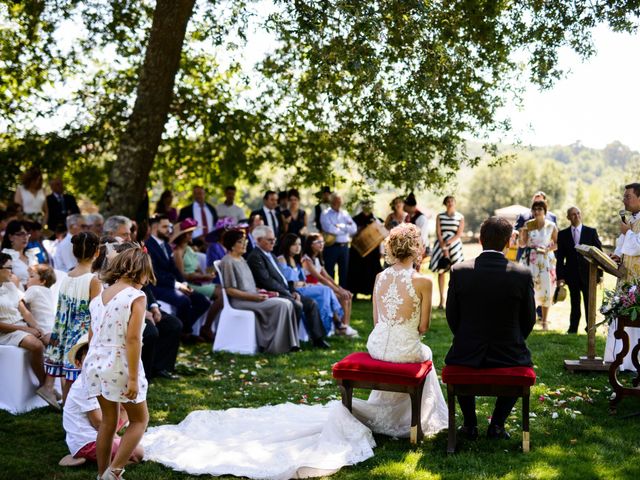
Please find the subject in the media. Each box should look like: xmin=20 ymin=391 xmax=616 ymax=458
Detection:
xmin=494 ymin=204 xmax=530 ymax=224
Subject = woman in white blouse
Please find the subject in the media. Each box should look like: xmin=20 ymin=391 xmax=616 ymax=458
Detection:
xmin=1 ymin=220 xmax=38 ymax=289
xmin=14 ymin=167 xmax=47 ymax=225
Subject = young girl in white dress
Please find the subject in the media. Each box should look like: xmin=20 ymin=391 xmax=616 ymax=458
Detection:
xmin=83 ymin=246 xmax=155 ymax=480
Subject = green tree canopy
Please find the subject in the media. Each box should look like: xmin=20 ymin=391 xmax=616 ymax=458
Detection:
xmin=1 ymin=1 xmax=639 ymax=215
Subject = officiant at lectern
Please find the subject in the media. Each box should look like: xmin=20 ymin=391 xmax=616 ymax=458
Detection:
xmin=556 ymin=206 xmax=602 ymax=334
xmin=605 ymin=182 xmax=640 ymax=370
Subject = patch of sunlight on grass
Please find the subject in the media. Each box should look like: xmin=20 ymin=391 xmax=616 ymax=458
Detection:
xmin=371 ymin=451 xmax=441 ymax=479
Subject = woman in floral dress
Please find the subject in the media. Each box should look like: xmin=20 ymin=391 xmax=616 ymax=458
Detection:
xmin=519 ymin=200 xmax=558 ymax=330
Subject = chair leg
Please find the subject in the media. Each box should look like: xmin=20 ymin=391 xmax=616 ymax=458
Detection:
xmin=409 ymin=382 xmax=425 ymax=444
xmin=522 ymin=388 xmax=530 ymax=453
xmin=447 ymin=385 xmax=456 ymax=454
xmin=338 ymin=381 xmax=353 ymax=412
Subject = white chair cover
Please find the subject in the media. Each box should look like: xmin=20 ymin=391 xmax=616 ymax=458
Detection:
xmin=0 ymin=346 xmax=49 ymax=414
xmin=212 ymin=261 xmax=257 ymax=355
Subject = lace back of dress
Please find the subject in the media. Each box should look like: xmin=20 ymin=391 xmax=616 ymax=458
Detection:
xmin=374 ymin=267 xmax=418 ymax=326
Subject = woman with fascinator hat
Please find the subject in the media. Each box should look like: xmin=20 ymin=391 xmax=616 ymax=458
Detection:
xmin=172 ymin=218 xmax=222 ymax=341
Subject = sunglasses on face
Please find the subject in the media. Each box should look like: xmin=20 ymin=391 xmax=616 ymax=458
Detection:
xmin=312 ymin=240 xmax=324 ymax=245
xmin=0 ymin=265 xmax=12 ymax=271
xmin=12 ymin=231 xmax=29 ymax=237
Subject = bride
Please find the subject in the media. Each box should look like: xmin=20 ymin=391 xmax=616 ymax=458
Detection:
xmin=142 ymin=223 xmax=448 ymax=479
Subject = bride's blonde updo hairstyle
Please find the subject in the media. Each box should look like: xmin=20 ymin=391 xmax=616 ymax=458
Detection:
xmin=384 ymin=223 xmax=423 ymax=265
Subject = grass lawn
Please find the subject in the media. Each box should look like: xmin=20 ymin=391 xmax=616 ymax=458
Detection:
xmin=2 ymin=300 xmax=640 ymax=480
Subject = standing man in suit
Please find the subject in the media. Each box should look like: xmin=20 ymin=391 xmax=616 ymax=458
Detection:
xmin=178 ymin=186 xmax=218 ymax=241
xmin=251 ymin=191 xmax=281 ymax=239
xmin=246 ymin=225 xmax=329 ymax=348
xmin=46 ymin=178 xmax=80 ymax=231
xmin=313 ymin=186 xmax=332 ymax=232
xmin=556 ymin=206 xmax=602 ymax=334
xmin=445 ymin=216 xmax=536 ymax=440
xmin=146 ymin=214 xmax=211 ymax=340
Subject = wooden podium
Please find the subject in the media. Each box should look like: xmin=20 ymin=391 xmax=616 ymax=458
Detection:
xmin=564 ymin=245 xmax=625 ymax=372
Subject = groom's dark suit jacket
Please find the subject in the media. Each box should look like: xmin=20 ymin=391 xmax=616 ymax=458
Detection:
xmin=556 ymin=225 xmax=602 ymax=288
xmin=445 ymin=251 xmax=536 ymax=368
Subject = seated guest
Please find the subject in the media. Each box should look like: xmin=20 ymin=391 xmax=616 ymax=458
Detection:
xmin=0 ymin=253 xmax=49 ymax=403
xmin=278 ymin=233 xmax=345 ymax=336
xmin=219 ymin=229 xmax=299 ymax=353
xmin=24 ymin=264 xmax=57 ymax=345
xmin=445 ymin=216 xmax=536 ymax=440
xmin=25 ymin=221 xmax=50 ymax=265
xmin=216 ymin=186 xmax=245 ymax=225
xmin=145 ymin=214 xmax=210 ymax=341
xmin=302 ymin=233 xmax=356 ymax=336
xmin=247 ymin=225 xmax=329 ymax=348
xmin=2 ymin=220 xmax=39 ymax=288
xmin=154 ymin=190 xmax=178 ymax=223
xmin=178 ymin=186 xmax=218 ymax=241
xmin=53 ymin=214 xmax=88 ymax=272
xmin=205 ymin=218 xmax=234 ymax=267
xmin=86 ymin=213 xmax=104 ymax=237
xmin=280 ymin=189 xmax=308 ymax=238
xmin=46 ymin=177 xmax=80 ymax=231
xmin=103 ymin=215 xmax=132 ymax=243
xmin=62 ymin=334 xmax=143 ymax=464
xmin=172 ymin=219 xmax=222 ymax=342
xmin=243 ymin=212 xmax=263 ymax=259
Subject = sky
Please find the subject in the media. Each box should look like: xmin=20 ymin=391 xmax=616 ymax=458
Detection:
xmin=500 ymin=26 xmax=640 ymax=151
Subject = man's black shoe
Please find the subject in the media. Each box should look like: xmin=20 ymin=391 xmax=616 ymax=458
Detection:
xmin=155 ymin=369 xmax=179 ymax=380
xmin=457 ymin=425 xmax=478 ymax=440
xmin=487 ymin=424 xmax=511 ymax=440
xmin=313 ymin=339 xmax=331 ymax=349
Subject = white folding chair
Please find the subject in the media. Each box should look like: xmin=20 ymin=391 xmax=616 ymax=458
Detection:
xmin=212 ymin=261 xmax=258 ymax=354
xmin=0 ymin=346 xmax=50 ymax=414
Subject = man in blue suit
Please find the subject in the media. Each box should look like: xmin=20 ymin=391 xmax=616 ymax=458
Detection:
xmin=146 ymin=214 xmax=210 ymax=340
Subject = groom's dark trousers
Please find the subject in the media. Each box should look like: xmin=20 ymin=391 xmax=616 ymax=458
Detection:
xmin=445 ymin=251 xmax=536 ymax=428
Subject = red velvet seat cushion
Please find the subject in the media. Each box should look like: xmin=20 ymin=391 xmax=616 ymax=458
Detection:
xmin=441 ymin=365 xmax=536 ymax=386
xmin=332 ymin=352 xmax=433 ymax=386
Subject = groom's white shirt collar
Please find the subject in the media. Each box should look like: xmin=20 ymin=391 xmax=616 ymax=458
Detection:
xmin=481 ymin=249 xmax=505 ymax=255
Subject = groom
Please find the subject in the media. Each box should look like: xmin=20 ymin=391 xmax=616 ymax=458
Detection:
xmin=445 ymin=216 xmax=536 ymax=439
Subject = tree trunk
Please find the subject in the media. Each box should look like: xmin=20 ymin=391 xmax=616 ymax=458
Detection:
xmin=102 ymin=0 xmax=196 ymax=218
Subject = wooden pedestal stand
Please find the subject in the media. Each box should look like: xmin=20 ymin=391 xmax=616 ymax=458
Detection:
xmin=564 ymin=246 xmax=624 ymax=372
xmin=608 ymin=314 xmax=640 ymax=414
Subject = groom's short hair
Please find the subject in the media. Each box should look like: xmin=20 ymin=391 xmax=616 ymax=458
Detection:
xmin=480 ymin=216 xmax=512 ymax=251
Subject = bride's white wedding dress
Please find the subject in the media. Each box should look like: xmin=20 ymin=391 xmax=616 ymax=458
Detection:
xmin=142 ymin=265 xmax=448 ymax=479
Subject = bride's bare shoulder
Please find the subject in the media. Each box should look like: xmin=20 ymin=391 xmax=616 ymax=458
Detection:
xmin=412 ymin=272 xmax=433 ymax=289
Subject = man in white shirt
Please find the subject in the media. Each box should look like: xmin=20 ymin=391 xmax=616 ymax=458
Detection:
xmin=320 ymin=193 xmax=357 ymax=288
xmin=404 ymin=193 xmax=430 ymax=256
xmin=612 ymin=183 xmax=640 ymax=280
xmin=216 ymin=186 xmax=245 ymax=225
xmin=53 ymin=214 xmax=87 ymax=272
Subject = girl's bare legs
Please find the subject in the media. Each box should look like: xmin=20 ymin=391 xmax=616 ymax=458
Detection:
xmin=109 ymin=401 xmax=148 ymax=471
xmin=96 ymin=396 xmax=120 ymax=477
xmin=19 ymin=335 xmax=45 ymax=384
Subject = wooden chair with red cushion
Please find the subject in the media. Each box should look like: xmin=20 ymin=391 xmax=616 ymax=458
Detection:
xmin=332 ymin=352 xmax=433 ymax=444
xmin=441 ymin=365 xmax=537 ymax=454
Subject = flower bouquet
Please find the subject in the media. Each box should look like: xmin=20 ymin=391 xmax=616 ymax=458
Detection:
xmin=600 ymin=282 xmax=640 ymax=324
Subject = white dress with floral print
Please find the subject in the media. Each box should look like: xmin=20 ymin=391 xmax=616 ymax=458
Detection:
xmin=83 ymin=286 xmax=147 ymax=403
xmin=520 ymin=220 xmax=557 ymax=307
